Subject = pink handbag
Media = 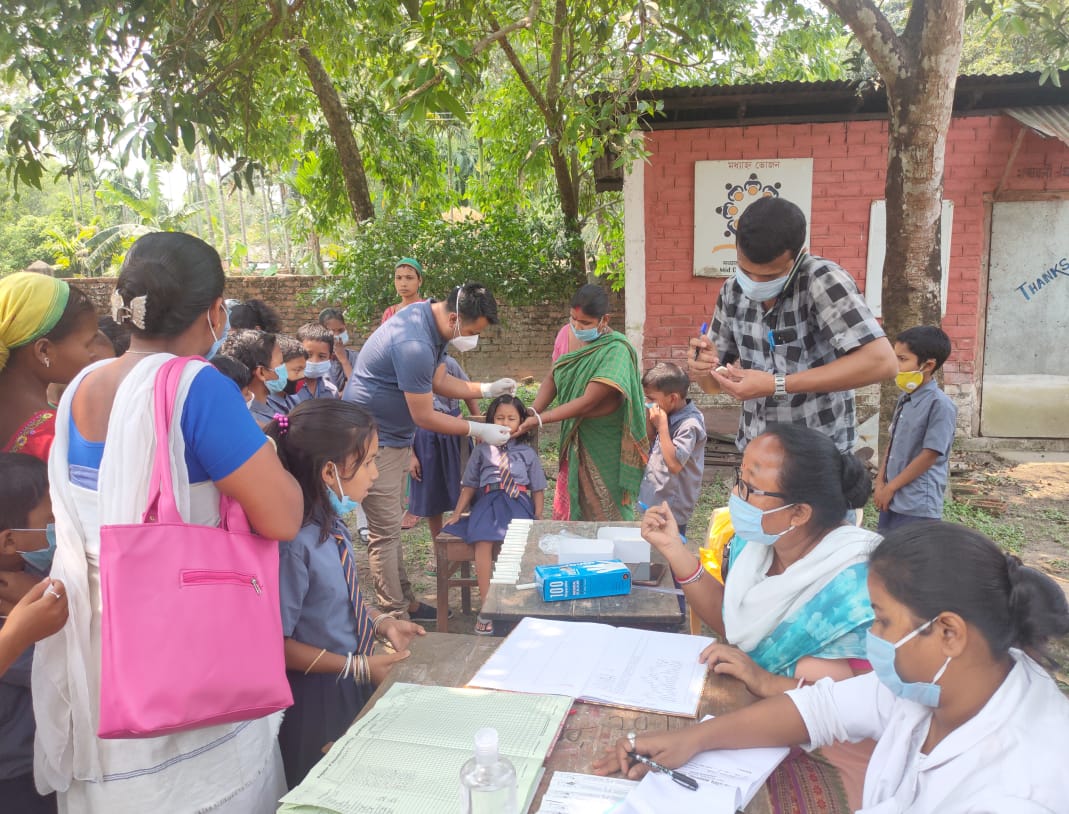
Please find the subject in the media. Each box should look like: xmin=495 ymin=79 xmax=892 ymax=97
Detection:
xmin=97 ymin=356 xmax=292 ymax=739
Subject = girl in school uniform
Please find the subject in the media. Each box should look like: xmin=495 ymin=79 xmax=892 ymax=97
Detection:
xmin=443 ymin=395 xmax=546 ymax=635
xmin=595 ymin=521 xmax=1069 ymax=812
xmin=266 ymin=400 xmax=426 ymax=787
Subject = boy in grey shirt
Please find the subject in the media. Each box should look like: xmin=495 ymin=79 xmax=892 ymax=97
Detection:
xmin=639 ymin=363 xmax=708 ymax=536
xmin=875 ymin=326 xmax=957 ymax=531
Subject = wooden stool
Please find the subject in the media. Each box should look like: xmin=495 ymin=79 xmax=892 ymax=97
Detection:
xmin=433 ymin=529 xmax=500 ymax=632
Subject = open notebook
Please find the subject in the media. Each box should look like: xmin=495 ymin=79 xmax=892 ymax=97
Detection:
xmin=279 ymin=683 xmax=573 ymax=814
xmin=468 ymin=617 xmax=714 ymax=717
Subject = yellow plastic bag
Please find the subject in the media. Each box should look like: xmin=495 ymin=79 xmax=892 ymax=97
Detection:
xmin=699 ymin=506 xmax=734 ymax=584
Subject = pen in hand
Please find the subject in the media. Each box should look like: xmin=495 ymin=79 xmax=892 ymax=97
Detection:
xmin=626 ymin=732 xmax=698 ymax=791
xmin=693 ymin=321 xmax=709 ymax=361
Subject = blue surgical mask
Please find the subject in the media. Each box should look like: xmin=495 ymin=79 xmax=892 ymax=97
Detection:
xmin=264 ymin=363 xmax=289 ymax=394
xmin=734 ymin=252 xmax=802 ymax=302
xmin=304 ymin=360 xmax=331 ymax=379
xmin=644 ymin=401 xmax=655 ymax=409
xmin=327 ymin=462 xmax=359 ymax=516
xmin=206 ymin=306 xmax=231 ymax=360
xmin=866 ymin=619 xmax=951 ymax=707
xmin=337 ymin=331 xmax=350 ymax=345
xmin=571 ymin=324 xmax=601 ymax=343
xmin=727 ymin=492 xmax=795 ymax=546
xmin=13 ymin=524 xmax=57 ymax=572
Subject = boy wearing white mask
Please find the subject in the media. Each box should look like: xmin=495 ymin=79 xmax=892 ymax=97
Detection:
xmin=290 ymin=323 xmax=340 ymax=405
xmin=874 ymin=326 xmax=956 ymax=531
xmin=342 ymin=282 xmax=516 ymax=620
xmin=318 ymin=307 xmax=360 ymax=392
xmin=689 ymin=196 xmax=897 ymax=453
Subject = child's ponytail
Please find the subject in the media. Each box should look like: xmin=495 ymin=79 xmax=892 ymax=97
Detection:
xmin=1005 ymin=553 xmax=1069 ymax=666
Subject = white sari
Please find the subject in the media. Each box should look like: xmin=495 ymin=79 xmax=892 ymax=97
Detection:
xmin=33 ymin=354 xmax=284 ymax=813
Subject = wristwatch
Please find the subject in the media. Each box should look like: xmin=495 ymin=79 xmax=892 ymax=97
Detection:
xmin=773 ymin=375 xmax=788 ymax=399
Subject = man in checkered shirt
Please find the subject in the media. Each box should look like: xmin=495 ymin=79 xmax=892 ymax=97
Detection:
xmin=689 ymin=197 xmax=897 ymax=453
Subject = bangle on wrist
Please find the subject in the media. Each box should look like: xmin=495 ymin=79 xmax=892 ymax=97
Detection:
xmin=304 ymin=648 xmax=327 ymax=675
xmin=530 ymin=408 xmax=543 ymax=428
xmin=675 ymin=560 xmax=704 ymax=586
xmin=372 ymin=614 xmax=390 ymax=635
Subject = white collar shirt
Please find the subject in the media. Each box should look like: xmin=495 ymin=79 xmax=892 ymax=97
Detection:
xmin=787 ymin=651 xmax=1069 ymax=812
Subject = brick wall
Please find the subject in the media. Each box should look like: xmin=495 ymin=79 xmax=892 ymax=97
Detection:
xmin=641 ymin=115 xmax=1069 ymax=434
xmin=74 ymin=276 xmax=623 ymax=384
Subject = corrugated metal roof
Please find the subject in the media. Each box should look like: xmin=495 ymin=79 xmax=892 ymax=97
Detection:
xmin=634 ymin=71 xmax=1069 ymax=129
xmin=1005 ymin=105 xmax=1069 ymax=148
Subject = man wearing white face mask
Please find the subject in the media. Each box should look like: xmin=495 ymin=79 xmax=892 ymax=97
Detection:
xmin=342 ymin=283 xmax=516 ymax=619
xmin=689 ymin=196 xmax=897 ymax=453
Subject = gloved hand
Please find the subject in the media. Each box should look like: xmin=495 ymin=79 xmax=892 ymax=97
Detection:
xmin=467 ymin=421 xmax=512 ymax=446
xmin=480 ymin=378 xmax=517 ymax=398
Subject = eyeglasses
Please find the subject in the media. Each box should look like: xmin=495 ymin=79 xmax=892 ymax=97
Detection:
xmin=734 ymin=466 xmax=788 ymax=502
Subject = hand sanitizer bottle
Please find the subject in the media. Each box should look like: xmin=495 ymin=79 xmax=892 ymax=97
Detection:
xmin=459 ymin=727 xmax=518 ymax=814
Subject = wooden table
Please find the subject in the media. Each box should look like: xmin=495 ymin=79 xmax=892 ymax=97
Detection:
xmin=479 ymin=520 xmax=684 ymax=630
xmin=361 ymin=632 xmax=772 ymax=814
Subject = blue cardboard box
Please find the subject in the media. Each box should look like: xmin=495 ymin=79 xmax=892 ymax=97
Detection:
xmin=534 ymin=560 xmax=632 ymax=602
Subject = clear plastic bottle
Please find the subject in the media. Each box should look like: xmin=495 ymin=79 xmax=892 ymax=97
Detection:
xmin=459 ymin=727 xmax=518 ymax=814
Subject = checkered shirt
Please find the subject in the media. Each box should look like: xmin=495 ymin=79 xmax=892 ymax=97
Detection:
xmin=709 ymin=254 xmax=885 ymax=452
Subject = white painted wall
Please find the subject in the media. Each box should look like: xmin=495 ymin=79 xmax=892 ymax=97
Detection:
xmin=623 ymin=140 xmax=646 ymax=361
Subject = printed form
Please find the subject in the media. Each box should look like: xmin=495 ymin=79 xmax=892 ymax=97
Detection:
xmin=279 ymin=683 xmax=572 ymax=814
xmin=469 ymin=617 xmax=713 ymax=717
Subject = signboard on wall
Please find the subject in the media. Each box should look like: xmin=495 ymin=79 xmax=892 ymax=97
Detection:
xmin=865 ymin=199 xmax=953 ymax=319
xmin=693 ymin=158 xmax=813 ymax=278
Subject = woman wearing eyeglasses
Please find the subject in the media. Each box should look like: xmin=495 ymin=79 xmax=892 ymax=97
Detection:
xmin=642 ymin=421 xmax=877 ymax=808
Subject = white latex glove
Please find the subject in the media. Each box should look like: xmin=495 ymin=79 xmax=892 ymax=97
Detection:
xmin=468 ymin=421 xmax=511 ymax=445
xmin=480 ymin=378 xmax=517 ymax=398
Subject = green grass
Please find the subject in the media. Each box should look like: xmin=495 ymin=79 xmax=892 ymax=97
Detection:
xmin=942 ymin=499 xmax=1026 ymax=554
xmin=1040 ymin=508 xmax=1069 ymax=524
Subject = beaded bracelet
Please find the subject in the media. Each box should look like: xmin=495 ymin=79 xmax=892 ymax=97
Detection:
xmin=676 ymin=561 xmax=704 ymax=586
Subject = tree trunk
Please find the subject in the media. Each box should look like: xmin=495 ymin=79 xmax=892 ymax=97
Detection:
xmin=297 ymin=45 xmax=375 ymax=223
xmin=548 ymin=140 xmax=586 ymax=274
xmin=279 ymin=182 xmax=293 ymax=272
xmin=820 ymin=0 xmax=965 ymax=453
xmin=193 ymin=147 xmax=216 ymax=243
xmin=237 ymin=183 xmax=249 ymax=270
xmin=214 ymin=156 xmax=231 ymax=264
xmin=261 ymin=171 xmax=274 ymax=265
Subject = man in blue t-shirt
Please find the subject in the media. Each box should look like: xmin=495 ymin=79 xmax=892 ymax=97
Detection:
xmin=343 ymin=283 xmax=515 ymax=619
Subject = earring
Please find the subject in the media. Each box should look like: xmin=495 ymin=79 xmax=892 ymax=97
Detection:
xmin=43 ymin=357 xmax=51 ymax=368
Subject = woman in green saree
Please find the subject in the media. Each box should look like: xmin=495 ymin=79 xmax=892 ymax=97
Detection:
xmin=517 ymin=286 xmax=647 ymax=521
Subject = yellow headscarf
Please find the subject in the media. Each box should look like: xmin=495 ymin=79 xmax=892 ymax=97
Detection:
xmin=0 ymin=271 xmax=71 ymax=372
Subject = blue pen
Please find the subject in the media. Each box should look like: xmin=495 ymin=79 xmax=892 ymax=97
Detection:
xmin=693 ymin=321 xmax=709 ymax=361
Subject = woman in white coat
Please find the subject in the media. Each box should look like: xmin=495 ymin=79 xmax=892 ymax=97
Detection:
xmin=595 ymin=521 xmax=1069 ymax=812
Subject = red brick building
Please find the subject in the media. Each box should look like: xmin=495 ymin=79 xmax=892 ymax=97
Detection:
xmin=621 ymin=73 xmax=1069 ymax=439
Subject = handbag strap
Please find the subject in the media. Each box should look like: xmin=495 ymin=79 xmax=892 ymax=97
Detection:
xmin=144 ymin=356 xmax=251 ymax=533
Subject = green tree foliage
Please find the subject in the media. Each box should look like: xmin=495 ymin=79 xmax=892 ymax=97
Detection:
xmin=319 ymin=209 xmax=585 ymax=325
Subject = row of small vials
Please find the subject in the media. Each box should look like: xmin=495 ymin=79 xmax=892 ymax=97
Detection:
xmin=490 ymin=518 xmax=533 ymax=585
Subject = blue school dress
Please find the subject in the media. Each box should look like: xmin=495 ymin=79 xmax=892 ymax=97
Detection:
xmin=442 ymin=440 xmax=547 ymax=543
xmin=408 ymin=356 xmax=471 ymax=518
xmin=277 ymin=515 xmax=376 ymax=787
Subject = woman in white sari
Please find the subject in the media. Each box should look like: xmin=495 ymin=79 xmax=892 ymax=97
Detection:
xmin=33 ymin=232 xmax=303 ymax=813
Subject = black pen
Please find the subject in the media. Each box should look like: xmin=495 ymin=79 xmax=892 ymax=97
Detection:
xmin=628 ymin=749 xmax=699 ymax=791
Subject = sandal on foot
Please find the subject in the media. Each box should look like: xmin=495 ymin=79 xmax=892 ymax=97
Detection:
xmin=475 ymin=616 xmax=495 ymax=636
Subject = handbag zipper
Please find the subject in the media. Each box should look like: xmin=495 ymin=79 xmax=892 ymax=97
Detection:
xmin=181 ymin=569 xmax=262 ymax=595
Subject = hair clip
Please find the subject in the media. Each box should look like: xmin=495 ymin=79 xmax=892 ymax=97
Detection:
xmin=273 ymin=413 xmax=290 ymax=435
xmin=110 ymin=290 xmax=148 ymax=329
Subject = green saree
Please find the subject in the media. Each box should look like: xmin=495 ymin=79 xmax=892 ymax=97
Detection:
xmin=552 ymin=331 xmax=647 ymax=521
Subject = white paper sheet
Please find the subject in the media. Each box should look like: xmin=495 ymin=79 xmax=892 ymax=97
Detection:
xmin=535 ymin=772 xmax=637 ymax=814
xmin=622 ymin=716 xmax=788 ymax=813
xmin=469 ymin=617 xmax=713 ymax=717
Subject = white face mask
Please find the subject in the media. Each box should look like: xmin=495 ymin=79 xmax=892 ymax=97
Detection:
xmin=450 ymin=333 xmax=479 ymax=353
xmin=449 ymin=310 xmax=479 ymax=352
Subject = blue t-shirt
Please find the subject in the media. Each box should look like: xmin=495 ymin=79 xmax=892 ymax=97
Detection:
xmin=68 ymin=366 xmax=267 ymax=485
xmin=342 ymin=301 xmax=447 ymax=447
xmin=460 ymin=440 xmax=548 ymax=492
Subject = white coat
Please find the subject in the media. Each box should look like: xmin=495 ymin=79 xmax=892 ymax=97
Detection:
xmin=787 ymin=650 xmax=1069 ymax=813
